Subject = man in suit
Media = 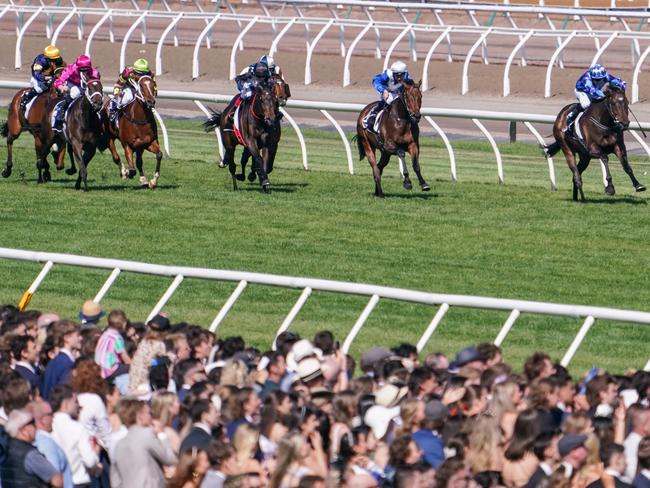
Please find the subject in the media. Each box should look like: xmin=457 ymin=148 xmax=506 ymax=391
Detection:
xmin=587 ymin=443 xmax=632 ymax=488
xmin=41 ymin=321 xmax=81 ymax=400
xmin=633 ymin=436 xmax=650 ymax=488
xmin=525 ymin=430 xmax=561 ymax=488
xmin=11 ymin=336 xmax=41 ymax=392
xmin=179 ymin=399 xmax=219 ymax=453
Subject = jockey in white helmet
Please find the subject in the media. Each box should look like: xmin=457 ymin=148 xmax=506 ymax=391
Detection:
xmin=364 ymin=61 xmax=413 ymax=133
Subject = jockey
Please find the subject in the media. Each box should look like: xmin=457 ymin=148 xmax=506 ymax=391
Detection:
xmin=365 ymin=61 xmax=413 ymax=132
xmin=109 ymin=58 xmax=154 ymax=121
xmin=20 ymin=45 xmax=65 ymax=112
xmin=565 ymin=64 xmax=627 ymax=131
xmin=235 ymin=55 xmax=275 ymax=100
xmin=52 ymin=55 xmax=100 ymax=132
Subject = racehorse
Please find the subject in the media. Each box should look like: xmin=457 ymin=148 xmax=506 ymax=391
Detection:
xmin=103 ymin=75 xmax=163 ymax=189
xmin=544 ymin=85 xmax=646 ymax=201
xmin=40 ymin=76 xmax=106 ymax=191
xmin=1 ymin=67 xmax=66 ymax=182
xmin=238 ymin=73 xmax=291 ymax=182
xmin=355 ymin=80 xmax=430 ymax=198
xmin=203 ymin=84 xmax=278 ymax=193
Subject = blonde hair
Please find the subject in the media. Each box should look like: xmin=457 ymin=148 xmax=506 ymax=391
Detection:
xmin=233 ymin=424 xmax=259 ymax=463
xmin=151 ymin=391 xmax=176 ymax=428
xmin=467 ymin=414 xmax=504 ymax=474
xmin=488 ymin=381 xmax=519 ymax=420
xmin=397 ymin=399 xmax=422 ymax=436
xmin=562 ymin=412 xmax=592 ymax=435
xmin=270 ymin=433 xmax=307 ymax=488
xmin=220 ymin=359 xmax=249 ymax=387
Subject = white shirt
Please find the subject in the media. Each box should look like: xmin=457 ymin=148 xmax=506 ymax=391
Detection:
xmin=540 ymin=462 xmax=553 ymax=475
xmin=624 ymin=431 xmax=643 ymax=480
xmin=78 ymin=392 xmax=112 ymax=446
xmin=194 ymin=422 xmax=211 ymax=435
xmin=52 ymin=411 xmax=99 ymax=485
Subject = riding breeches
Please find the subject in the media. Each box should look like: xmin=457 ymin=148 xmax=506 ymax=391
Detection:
xmin=116 ymin=87 xmax=135 ymax=108
xmin=575 ymin=90 xmax=591 ymax=110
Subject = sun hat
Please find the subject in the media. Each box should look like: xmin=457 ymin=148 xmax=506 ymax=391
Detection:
xmin=296 ymin=357 xmax=323 ymax=383
xmin=449 ymin=346 xmax=482 ymax=370
xmin=147 ymin=313 xmax=170 ymax=332
xmin=79 ymin=300 xmax=104 ymax=323
xmin=364 ymin=405 xmax=400 ymax=440
xmin=375 ymin=383 xmax=408 ymax=408
xmin=287 ymin=339 xmax=322 ymax=371
xmin=558 ymin=434 xmax=588 ymax=457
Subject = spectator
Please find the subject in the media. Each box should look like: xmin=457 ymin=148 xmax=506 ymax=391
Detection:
xmin=1 ymin=374 xmax=32 ymax=415
xmin=558 ymin=434 xmax=589 ymax=480
xmin=523 ymin=429 xmax=561 ymax=488
xmin=502 ymin=409 xmax=541 ymax=487
xmin=70 ymin=358 xmax=112 ymax=447
xmin=50 ymin=384 xmax=101 ymax=486
xmin=633 ymin=436 xmax=650 ymax=488
xmin=260 ymin=352 xmax=286 ymax=399
xmin=128 ymin=315 xmax=168 ymax=395
xmin=625 ymin=407 xmax=649 ymax=480
xmin=10 ymin=335 xmax=41 ymax=391
xmin=524 ymin=352 xmax=555 ymax=383
xmin=31 ymin=399 xmax=74 ymax=488
xmin=413 ymin=399 xmax=447 ymax=469
xmin=95 ymin=309 xmax=131 ymax=384
xmin=151 ymin=391 xmax=181 ymax=454
xmin=42 ymin=321 xmax=80 ymax=400
xmin=232 ymin=424 xmax=264 ymax=477
xmin=587 ymin=374 xmax=619 ymax=419
xmin=1 ymin=408 xmax=63 ymax=488
xmin=110 ymin=397 xmax=177 ymax=487
xmin=270 ymin=432 xmax=325 ymax=488
xmin=180 ymin=398 xmax=219 ymax=453
xmin=167 ymin=447 xmax=210 ymax=488
xmin=587 ymin=442 xmax=631 ymax=488
xmin=78 ymin=300 xmax=104 ymax=331
xmin=226 ymin=387 xmax=261 ymax=441
xmin=200 ymin=440 xmax=236 ymax=488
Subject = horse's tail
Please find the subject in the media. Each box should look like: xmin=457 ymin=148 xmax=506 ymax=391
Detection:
xmin=351 ymin=134 xmax=365 ymax=161
xmin=0 ymin=121 xmax=8 ymax=139
xmin=203 ymin=108 xmax=221 ymax=132
xmin=542 ymin=141 xmax=561 ymax=158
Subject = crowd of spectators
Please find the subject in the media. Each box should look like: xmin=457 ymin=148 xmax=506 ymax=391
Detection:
xmin=0 ymin=301 xmax=649 ymax=488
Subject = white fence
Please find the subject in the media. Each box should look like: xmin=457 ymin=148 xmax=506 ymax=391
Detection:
xmin=2 ymin=246 xmax=649 ymax=369
xmin=9 ymin=4 xmax=650 ymax=99
xmin=2 ymin=79 xmax=650 ymax=190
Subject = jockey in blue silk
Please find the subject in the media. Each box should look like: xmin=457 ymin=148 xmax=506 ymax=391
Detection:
xmin=365 ymin=61 xmax=413 ymax=132
xmin=20 ymin=45 xmax=65 ymax=112
xmin=565 ymin=64 xmax=626 ymax=131
xmin=235 ymin=55 xmax=278 ymax=100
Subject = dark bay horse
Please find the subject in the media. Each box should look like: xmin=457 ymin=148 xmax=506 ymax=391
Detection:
xmin=1 ymin=68 xmax=65 ymax=181
xmin=40 ymin=77 xmax=106 ymax=191
xmin=544 ymin=85 xmax=645 ymax=201
xmin=204 ymin=84 xmax=278 ymax=193
xmin=239 ymin=73 xmax=291 ymax=182
xmin=355 ymin=80 xmax=430 ymax=198
xmin=103 ymin=75 xmax=162 ymax=189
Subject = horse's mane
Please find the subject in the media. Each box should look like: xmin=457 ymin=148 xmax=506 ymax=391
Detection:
xmin=402 ymin=78 xmax=415 ymax=87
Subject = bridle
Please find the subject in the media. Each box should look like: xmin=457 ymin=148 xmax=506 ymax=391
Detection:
xmin=80 ymin=75 xmax=103 ymax=112
xmin=589 ymin=91 xmax=627 ymax=132
xmin=249 ymin=87 xmax=276 ymax=124
xmin=396 ymin=86 xmax=421 ymax=123
xmin=129 ymin=75 xmax=156 ymax=107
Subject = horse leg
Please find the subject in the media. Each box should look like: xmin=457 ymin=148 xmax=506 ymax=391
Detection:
xmin=576 ymin=153 xmax=590 ymax=202
xmin=70 ymin=141 xmax=86 ymax=191
xmin=249 ymin=146 xmax=270 ymax=193
xmin=2 ymin=125 xmax=19 ymax=178
xmin=123 ymin=145 xmax=137 ymax=180
xmin=65 ymin=143 xmax=77 ymax=175
xmin=36 ymin=139 xmax=51 ymax=183
xmin=108 ymin=137 xmax=125 ymax=179
xmin=237 ymin=148 xmax=250 ymax=182
xmin=563 ymin=146 xmax=582 ymax=202
xmin=146 ymin=140 xmax=162 ymax=189
xmin=395 ymin=149 xmax=412 ymax=190
xmin=224 ymin=143 xmax=238 ymax=191
xmin=408 ymin=142 xmax=430 ymax=191
xmin=136 ymin=150 xmax=148 ymax=187
xmin=362 ymin=135 xmax=383 ymax=198
xmin=599 ymin=154 xmax=615 ymax=196
xmin=614 ymin=142 xmax=646 ymax=192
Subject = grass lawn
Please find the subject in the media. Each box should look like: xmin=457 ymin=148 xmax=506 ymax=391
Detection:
xmin=0 ymin=110 xmax=649 ymax=375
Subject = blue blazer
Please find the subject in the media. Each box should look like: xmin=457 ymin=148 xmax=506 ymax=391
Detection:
xmin=41 ymin=352 xmax=74 ymax=400
xmin=15 ymin=364 xmax=41 ymax=392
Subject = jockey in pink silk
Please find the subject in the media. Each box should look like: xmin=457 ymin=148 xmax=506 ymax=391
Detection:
xmin=52 ymin=55 xmax=101 ymax=132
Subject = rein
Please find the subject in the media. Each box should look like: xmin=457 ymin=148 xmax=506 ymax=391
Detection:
xmin=249 ymin=93 xmax=263 ymax=121
xmin=119 ymin=76 xmax=156 ymax=125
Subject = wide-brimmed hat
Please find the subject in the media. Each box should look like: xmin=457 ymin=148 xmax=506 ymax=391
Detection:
xmin=296 ymin=357 xmax=323 ymax=383
xmin=364 ymin=405 xmax=400 ymax=440
xmin=79 ymin=300 xmax=104 ymax=323
xmin=375 ymin=383 xmax=408 ymax=408
xmin=287 ymin=339 xmax=322 ymax=371
xmin=449 ymin=346 xmax=482 ymax=370
xmin=558 ymin=434 xmax=587 ymax=457
xmin=147 ymin=314 xmax=170 ymax=332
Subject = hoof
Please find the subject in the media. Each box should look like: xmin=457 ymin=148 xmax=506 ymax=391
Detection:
xmin=128 ymin=169 xmax=136 ymax=179
xmin=43 ymin=170 xmax=52 ymax=183
xmin=65 ymin=167 xmax=77 ymax=176
xmin=605 ymin=185 xmax=616 ymax=196
xmin=247 ymin=171 xmax=257 ymax=182
xmin=635 ymin=184 xmax=646 ymax=192
xmin=37 ymin=178 xmax=44 ymax=184
xmin=403 ymin=180 xmax=413 ymax=190
xmin=148 ymin=180 xmax=157 ymax=190
xmin=139 ymin=176 xmax=149 ymax=187
xmin=235 ymin=174 xmax=245 ymax=181
xmin=74 ymin=183 xmax=81 ymax=190
xmin=421 ymin=183 xmax=431 ymax=192
xmin=1 ymin=167 xmax=11 ymax=178
xmin=261 ymin=180 xmax=271 ymax=193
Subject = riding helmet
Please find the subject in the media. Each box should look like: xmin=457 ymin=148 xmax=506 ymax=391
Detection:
xmin=133 ymin=58 xmax=149 ymax=74
xmin=76 ymin=55 xmax=92 ymax=70
xmin=43 ymin=44 xmax=61 ymax=60
xmin=390 ymin=61 xmax=408 ymax=74
xmin=589 ymin=64 xmax=607 ymax=80
xmin=259 ymin=54 xmax=274 ymax=67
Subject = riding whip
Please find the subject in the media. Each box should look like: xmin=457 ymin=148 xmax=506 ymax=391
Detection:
xmin=628 ymin=106 xmax=647 ymax=138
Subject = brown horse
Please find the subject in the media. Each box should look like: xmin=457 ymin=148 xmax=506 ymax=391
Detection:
xmin=1 ymin=69 xmax=66 ymax=182
xmin=40 ymin=77 xmax=106 ymax=191
xmin=204 ymin=84 xmax=278 ymax=193
xmin=544 ymin=85 xmax=646 ymax=201
xmin=239 ymin=73 xmax=291 ymax=182
xmin=103 ymin=75 xmax=162 ymax=189
xmin=355 ymin=80 xmax=430 ymax=198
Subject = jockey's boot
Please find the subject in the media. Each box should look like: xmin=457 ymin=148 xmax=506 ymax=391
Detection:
xmin=52 ymin=96 xmax=70 ymax=133
xmin=108 ymin=98 xmax=119 ymax=122
xmin=563 ymin=105 xmax=581 ymax=134
xmin=19 ymin=89 xmax=37 ymax=113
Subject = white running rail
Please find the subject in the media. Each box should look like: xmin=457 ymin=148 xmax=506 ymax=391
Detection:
xmin=2 ymin=247 xmax=649 ymax=369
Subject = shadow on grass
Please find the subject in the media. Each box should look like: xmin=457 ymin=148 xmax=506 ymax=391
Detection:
xmin=566 ymin=196 xmax=648 ymax=205
xmin=378 ymin=192 xmax=438 ymax=200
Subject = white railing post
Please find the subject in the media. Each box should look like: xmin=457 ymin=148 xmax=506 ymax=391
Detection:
xmin=503 ymin=30 xmax=535 ymax=97
xmin=94 ymin=268 xmax=121 ymax=303
xmin=270 ymin=17 xmax=297 ymax=58
xmin=632 ymin=44 xmax=650 ymax=104
xmin=155 ymin=13 xmax=183 ymax=76
xmin=192 ymin=14 xmax=221 ymax=79
xmin=51 ymin=7 xmax=77 ymax=48
xmin=17 ymin=260 xmax=53 ymax=311
xmin=591 ymin=31 xmax=618 ymax=67
xmin=422 ymin=26 xmax=452 ymax=92
xmin=146 ymin=274 xmax=184 ymax=324
xmin=343 ymin=21 xmax=373 ymax=87
xmin=151 ymin=108 xmax=170 ymax=158
xmin=462 ymin=28 xmax=492 ymax=95
xmin=15 ymin=7 xmax=44 ymax=69
xmin=472 ymin=118 xmax=503 ymax=184
xmin=194 ymin=100 xmax=225 ymax=165
xmin=383 ymin=25 xmax=412 ymax=71
xmin=424 ymin=116 xmax=456 ymax=182
xmin=561 ymin=316 xmax=596 ymax=367
xmin=280 ymin=108 xmax=308 ymax=171
xmin=120 ymin=11 xmax=148 ymax=72
xmin=85 ymin=10 xmax=112 ymax=58
xmin=229 ymin=16 xmax=259 ymax=80
xmin=341 ymin=294 xmax=380 ymax=354
xmin=272 ymin=287 xmax=312 ymax=349
xmin=524 ymin=122 xmax=557 ymax=191
xmin=545 ymin=31 xmax=577 ymax=98
xmin=494 ymin=309 xmax=520 ymax=346
xmin=305 ymin=19 xmax=334 ymax=85
xmin=320 ymin=110 xmax=354 ymax=175
xmin=416 ymin=303 xmax=449 ymax=353
xmin=210 ymin=280 xmax=248 ymax=333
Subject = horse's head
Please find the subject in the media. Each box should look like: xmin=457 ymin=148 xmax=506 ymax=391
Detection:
xmin=254 ymin=85 xmax=277 ymax=127
xmin=401 ymin=80 xmax=422 ymax=123
xmin=605 ymin=85 xmax=629 ymax=131
xmin=270 ymin=73 xmax=290 ymax=107
xmin=133 ymin=75 xmax=157 ymax=110
xmin=83 ymin=77 xmax=104 ymax=112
